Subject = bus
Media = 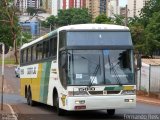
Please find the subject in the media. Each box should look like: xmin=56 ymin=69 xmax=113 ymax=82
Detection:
xmin=20 ymin=24 xmax=136 ymax=116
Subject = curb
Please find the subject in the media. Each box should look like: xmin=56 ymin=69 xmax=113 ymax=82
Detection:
xmin=0 ymin=104 xmax=18 ymax=120
xmin=137 ymin=98 xmax=160 ymax=105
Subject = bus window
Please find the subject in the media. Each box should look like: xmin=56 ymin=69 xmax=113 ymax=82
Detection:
xmin=43 ymin=41 xmax=46 ymax=59
xmin=43 ymin=40 xmax=49 ymax=59
xmin=23 ymin=50 xmax=26 ymax=63
xmin=53 ymin=37 xmax=57 ymax=57
xmin=49 ymin=36 xmax=57 ymax=57
xmin=26 ymin=48 xmax=28 ymax=63
xmin=31 ymin=46 xmax=36 ymax=61
xmin=46 ymin=40 xmax=49 ymax=58
xmin=49 ymin=38 xmax=53 ymax=57
xmin=36 ymin=44 xmax=43 ymax=60
xmin=36 ymin=44 xmax=39 ymax=60
xmin=21 ymin=50 xmax=24 ymax=64
xmin=28 ymin=48 xmax=31 ymax=62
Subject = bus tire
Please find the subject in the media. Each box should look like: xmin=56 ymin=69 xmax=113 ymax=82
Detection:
xmin=107 ymin=109 xmax=115 ymax=116
xmin=55 ymin=93 xmax=65 ymax=116
xmin=27 ymin=88 xmax=35 ymax=106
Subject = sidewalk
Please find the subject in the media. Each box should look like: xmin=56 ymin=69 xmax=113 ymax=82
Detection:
xmin=0 ymin=104 xmax=11 ymax=114
xmin=137 ymin=95 xmax=160 ymax=105
xmin=0 ymin=104 xmax=18 ymax=120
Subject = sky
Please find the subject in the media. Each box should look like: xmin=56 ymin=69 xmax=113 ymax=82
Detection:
xmin=119 ymin=0 xmax=127 ymax=7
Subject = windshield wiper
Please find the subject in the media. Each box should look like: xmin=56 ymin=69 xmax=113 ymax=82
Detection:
xmin=81 ymin=56 xmax=100 ymax=87
xmin=108 ymin=55 xmax=122 ymax=86
xmin=89 ymin=56 xmax=100 ymax=87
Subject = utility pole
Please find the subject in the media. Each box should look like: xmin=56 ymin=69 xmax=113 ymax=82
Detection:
xmin=0 ymin=43 xmax=4 ymax=110
xmin=125 ymin=5 xmax=128 ymax=26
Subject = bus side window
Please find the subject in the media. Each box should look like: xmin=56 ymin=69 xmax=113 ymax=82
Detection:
xmin=21 ymin=50 xmax=24 ymax=64
xmin=43 ymin=41 xmax=46 ymax=59
xmin=36 ymin=44 xmax=39 ymax=60
xmin=32 ymin=46 xmax=36 ymax=61
xmin=46 ymin=40 xmax=49 ymax=58
xmin=26 ymin=48 xmax=28 ymax=63
xmin=36 ymin=43 xmax=43 ymax=60
xmin=43 ymin=40 xmax=49 ymax=59
xmin=53 ymin=37 xmax=57 ymax=57
xmin=49 ymin=38 xmax=53 ymax=57
xmin=28 ymin=48 xmax=31 ymax=62
xmin=23 ymin=49 xmax=26 ymax=64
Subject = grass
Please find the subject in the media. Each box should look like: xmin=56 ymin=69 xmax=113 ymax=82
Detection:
xmin=0 ymin=58 xmax=18 ymax=65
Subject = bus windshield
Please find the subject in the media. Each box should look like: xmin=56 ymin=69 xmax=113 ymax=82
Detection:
xmin=67 ymin=50 xmax=134 ymax=86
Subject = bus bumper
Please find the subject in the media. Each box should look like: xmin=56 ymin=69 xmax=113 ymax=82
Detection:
xmin=65 ymin=95 xmax=136 ymax=111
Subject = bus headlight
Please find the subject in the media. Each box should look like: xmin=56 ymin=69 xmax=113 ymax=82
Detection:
xmin=68 ymin=91 xmax=89 ymax=96
xmin=121 ymin=90 xmax=135 ymax=95
xmin=75 ymin=100 xmax=85 ymax=104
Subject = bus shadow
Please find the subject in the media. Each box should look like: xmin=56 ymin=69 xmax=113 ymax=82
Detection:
xmin=29 ymin=102 xmax=124 ymax=120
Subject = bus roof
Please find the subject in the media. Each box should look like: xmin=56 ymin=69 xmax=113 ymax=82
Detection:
xmin=21 ymin=24 xmax=129 ymax=49
xmin=58 ymin=24 xmax=129 ymax=31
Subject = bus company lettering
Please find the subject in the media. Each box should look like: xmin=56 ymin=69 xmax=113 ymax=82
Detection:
xmin=27 ymin=67 xmax=36 ymax=75
xmin=79 ymin=87 xmax=95 ymax=91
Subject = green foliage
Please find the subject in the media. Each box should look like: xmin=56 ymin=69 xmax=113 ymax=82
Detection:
xmin=144 ymin=12 xmax=160 ymax=55
xmin=42 ymin=8 xmax=92 ymax=29
xmin=0 ymin=0 xmax=20 ymax=63
xmin=140 ymin=0 xmax=160 ymax=27
xmin=42 ymin=15 xmax=57 ymax=30
xmin=113 ymin=15 xmax=125 ymax=25
xmin=57 ymin=8 xmax=92 ymax=26
xmin=94 ymin=14 xmax=113 ymax=24
xmin=129 ymin=23 xmax=145 ymax=51
xmin=0 ymin=0 xmax=20 ymax=47
xmin=128 ymin=0 xmax=160 ymax=56
xmin=17 ymin=32 xmax=32 ymax=46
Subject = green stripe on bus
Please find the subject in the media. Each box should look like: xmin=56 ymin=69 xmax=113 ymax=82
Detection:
xmin=40 ymin=62 xmax=51 ymax=103
xmin=104 ymin=86 xmax=122 ymax=91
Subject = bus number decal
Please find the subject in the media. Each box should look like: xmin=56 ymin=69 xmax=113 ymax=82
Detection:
xmin=79 ymin=87 xmax=95 ymax=91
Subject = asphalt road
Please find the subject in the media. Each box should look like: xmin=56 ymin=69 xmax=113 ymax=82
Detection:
xmin=0 ymin=65 xmax=160 ymax=120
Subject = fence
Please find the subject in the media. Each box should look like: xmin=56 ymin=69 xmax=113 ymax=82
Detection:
xmin=137 ymin=63 xmax=160 ymax=93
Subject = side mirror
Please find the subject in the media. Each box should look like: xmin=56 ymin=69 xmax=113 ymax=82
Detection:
xmin=137 ymin=55 xmax=142 ymax=70
xmin=60 ymin=53 xmax=67 ymax=68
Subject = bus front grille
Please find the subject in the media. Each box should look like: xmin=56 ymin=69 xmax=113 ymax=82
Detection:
xmin=88 ymin=91 xmax=120 ymax=95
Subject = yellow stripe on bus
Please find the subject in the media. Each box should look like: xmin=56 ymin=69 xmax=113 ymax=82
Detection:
xmin=31 ymin=64 xmax=42 ymax=101
xmin=20 ymin=64 xmax=43 ymax=102
xmin=123 ymin=86 xmax=134 ymax=90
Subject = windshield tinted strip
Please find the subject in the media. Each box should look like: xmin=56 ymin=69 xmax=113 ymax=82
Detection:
xmin=66 ymin=46 xmax=133 ymax=50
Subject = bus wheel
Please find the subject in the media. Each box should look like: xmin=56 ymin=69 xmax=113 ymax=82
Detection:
xmin=27 ymin=88 xmax=35 ymax=106
xmin=107 ymin=109 xmax=115 ymax=116
xmin=55 ymin=93 xmax=65 ymax=116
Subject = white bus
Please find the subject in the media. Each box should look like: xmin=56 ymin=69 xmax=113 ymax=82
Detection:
xmin=20 ymin=24 xmax=136 ymax=116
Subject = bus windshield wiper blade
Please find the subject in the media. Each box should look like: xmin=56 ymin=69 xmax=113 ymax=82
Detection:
xmin=88 ymin=64 xmax=100 ymax=87
xmin=88 ymin=56 xmax=100 ymax=87
xmin=81 ymin=55 xmax=101 ymax=87
xmin=108 ymin=55 xmax=122 ymax=86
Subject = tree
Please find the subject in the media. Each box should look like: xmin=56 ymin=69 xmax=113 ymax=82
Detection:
xmin=129 ymin=23 xmax=145 ymax=52
xmin=42 ymin=15 xmax=58 ymax=30
xmin=144 ymin=12 xmax=160 ymax=56
xmin=140 ymin=0 xmax=160 ymax=27
xmin=94 ymin=14 xmax=113 ymax=24
xmin=57 ymin=8 xmax=92 ymax=26
xmin=17 ymin=32 xmax=32 ymax=46
xmin=113 ymin=15 xmax=125 ymax=25
xmin=0 ymin=0 xmax=20 ymax=64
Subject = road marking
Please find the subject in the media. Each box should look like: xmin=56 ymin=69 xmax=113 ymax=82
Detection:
xmin=137 ymin=98 xmax=160 ymax=105
xmin=6 ymin=104 xmax=18 ymax=120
